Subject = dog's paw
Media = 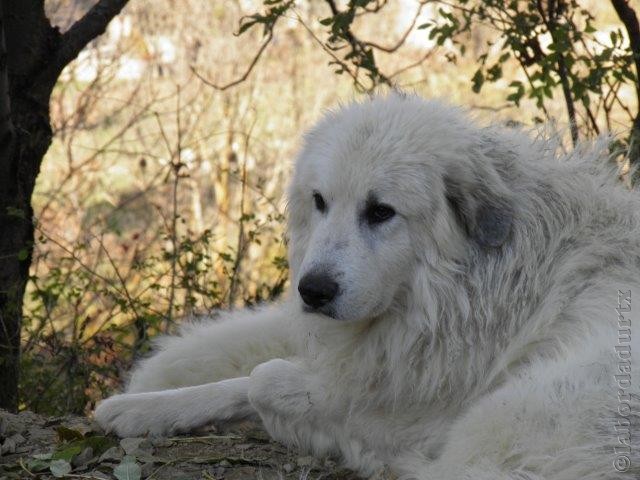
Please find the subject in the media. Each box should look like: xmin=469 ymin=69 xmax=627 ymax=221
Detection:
xmin=248 ymin=358 xmax=313 ymax=418
xmin=94 ymin=392 xmax=186 ymax=437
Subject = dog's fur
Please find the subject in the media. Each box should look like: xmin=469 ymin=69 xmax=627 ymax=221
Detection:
xmin=95 ymin=94 xmax=640 ymax=479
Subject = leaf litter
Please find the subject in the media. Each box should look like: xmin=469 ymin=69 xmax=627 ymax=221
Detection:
xmin=0 ymin=409 xmax=395 ymax=479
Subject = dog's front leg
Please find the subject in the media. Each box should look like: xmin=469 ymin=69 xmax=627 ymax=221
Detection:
xmin=94 ymin=376 xmax=255 ymax=437
xmin=248 ymin=359 xmax=383 ymax=476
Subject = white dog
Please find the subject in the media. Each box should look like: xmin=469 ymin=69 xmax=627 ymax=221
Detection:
xmin=95 ymin=94 xmax=640 ymax=479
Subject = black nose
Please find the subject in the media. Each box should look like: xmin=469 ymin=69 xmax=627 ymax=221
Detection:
xmin=298 ymin=272 xmax=339 ymax=309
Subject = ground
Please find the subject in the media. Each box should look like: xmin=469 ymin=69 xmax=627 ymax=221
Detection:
xmin=0 ymin=410 xmax=393 ymax=479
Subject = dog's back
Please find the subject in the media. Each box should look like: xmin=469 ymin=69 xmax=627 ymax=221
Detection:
xmin=421 ymin=133 xmax=640 ymax=480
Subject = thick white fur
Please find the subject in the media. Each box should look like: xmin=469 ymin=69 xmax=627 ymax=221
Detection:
xmin=95 ymin=94 xmax=640 ymax=479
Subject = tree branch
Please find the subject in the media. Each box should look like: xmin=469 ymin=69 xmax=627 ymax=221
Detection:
xmin=364 ymin=1 xmax=425 ymax=53
xmin=57 ymin=0 xmax=129 ymax=70
xmin=611 ymin=0 xmax=640 ymax=102
xmin=323 ymin=0 xmax=391 ymax=87
xmin=191 ymin=30 xmax=274 ymax=91
xmin=611 ymin=0 xmax=640 ymax=172
xmin=293 ymin=10 xmax=368 ymax=91
xmin=33 ymin=0 xmax=130 ymax=101
xmin=535 ymin=0 xmax=579 ymax=146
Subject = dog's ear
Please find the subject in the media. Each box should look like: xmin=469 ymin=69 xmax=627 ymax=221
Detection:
xmin=443 ymin=163 xmax=513 ymax=248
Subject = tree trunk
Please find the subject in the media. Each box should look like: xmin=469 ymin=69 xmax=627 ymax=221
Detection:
xmin=0 ymin=0 xmax=129 ymax=412
xmin=611 ymin=0 xmax=640 ymax=182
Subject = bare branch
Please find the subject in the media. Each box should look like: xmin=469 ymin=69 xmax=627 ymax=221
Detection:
xmin=388 ymin=48 xmax=437 ymax=80
xmin=191 ymin=31 xmax=273 ymax=91
xmin=364 ymin=1 xmax=426 ymax=53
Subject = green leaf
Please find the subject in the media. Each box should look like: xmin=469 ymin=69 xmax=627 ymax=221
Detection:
xmin=51 ymin=435 xmax=116 ymax=463
xmin=26 ymin=458 xmax=51 ymax=472
xmin=471 ymin=69 xmax=484 ymax=93
xmin=32 ymin=453 xmax=53 ymax=460
xmin=56 ymin=426 xmax=84 ymax=442
xmin=82 ymin=436 xmax=118 ymax=456
xmin=237 ymin=18 xmax=258 ymax=35
xmin=498 ymin=52 xmax=510 ymax=63
xmin=17 ymin=249 xmax=29 ymax=261
xmin=49 ymin=459 xmax=72 ymax=478
xmin=51 ymin=444 xmax=83 ymax=462
xmin=113 ymin=456 xmax=142 ymax=480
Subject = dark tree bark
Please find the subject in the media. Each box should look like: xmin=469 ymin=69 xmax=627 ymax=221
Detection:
xmin=611 ymin=0 xmax=640 ymax=172
xmin=0 ymin=0 xmax=129 ymax=412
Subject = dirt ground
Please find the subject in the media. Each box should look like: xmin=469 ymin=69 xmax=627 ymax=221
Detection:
xmin=0 ymin=409 xmax=394 ymax=479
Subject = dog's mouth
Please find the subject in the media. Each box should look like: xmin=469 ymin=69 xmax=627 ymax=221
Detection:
xmin=302 ymin=303 xmax=340 ymax=320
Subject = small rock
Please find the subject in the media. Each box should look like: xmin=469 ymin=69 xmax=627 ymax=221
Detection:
xmin=283 ymin=463 xmax=294 ymax=473
xmin=1 ymin=433 xmax=25 ymax=455
xmin=0 ymin=439 xmax=15 ymax=455
xmin=218 ymin=459 xmax=231 ymax=467
xmin=98 ymin=446 xmax=123 ymax=462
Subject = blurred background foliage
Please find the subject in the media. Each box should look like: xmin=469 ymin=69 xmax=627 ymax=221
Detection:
xmin=22 ymin=0 xmax=639 ymax=415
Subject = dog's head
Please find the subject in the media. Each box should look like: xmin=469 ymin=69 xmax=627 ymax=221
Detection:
xmin=287 ymin=93 xmax=515 ymax=322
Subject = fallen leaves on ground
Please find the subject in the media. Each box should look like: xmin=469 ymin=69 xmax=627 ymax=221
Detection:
xmin=0 ymin=409 xmax=394 ymax=479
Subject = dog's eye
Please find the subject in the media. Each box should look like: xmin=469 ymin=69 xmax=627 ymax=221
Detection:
xmin=313 ymin=192 xmax=326 ymax=212
xmin=365 ymin=203 xmax=395 ymax=225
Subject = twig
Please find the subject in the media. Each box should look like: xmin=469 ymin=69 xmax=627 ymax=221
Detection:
xmin=364 ymin=1 xmax=426 ymax=53
xmin=292 ymin=10 xmax=368 ymax=91
xmin=388 ymin=48 xmax=437 ymax=80
xmin=323 ymin=0 xmax=391 ymax=87
xmin=168 ymin=433 xmax=242 ymax=442
xmin=97 ymin=232 xmax=145 ymax=345
xmin=191 ymin=31 xmax=274 ymax=91
xmin=535 ymin=0 xmax=578 ymax=146
xmin=17 ymin=458 xmax=36 ymax=478
xmin=165 ymin=85 xmax=183 ymax=329
xmin=227 ymin=116 xmax=256 ymax=305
